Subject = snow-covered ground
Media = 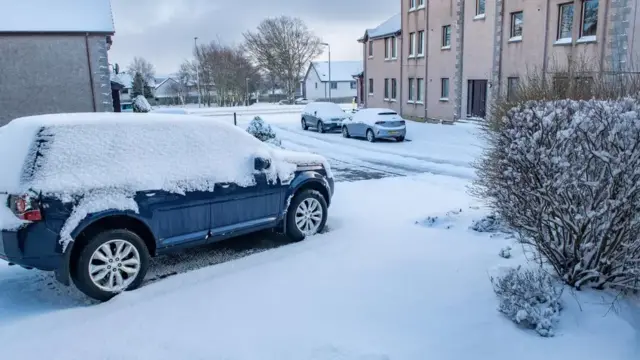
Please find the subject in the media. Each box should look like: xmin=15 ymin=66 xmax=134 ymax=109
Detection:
xmin=0 ymin=108 xmax=638 ymax=359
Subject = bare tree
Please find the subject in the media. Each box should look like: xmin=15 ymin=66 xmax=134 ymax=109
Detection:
xmin=243 ymin=16 xmax=322 ymax=101
xmin=128 ymin=57 xmax=156 ymax=84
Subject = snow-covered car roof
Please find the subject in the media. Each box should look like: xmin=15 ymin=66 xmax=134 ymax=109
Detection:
xmin=357 ymin=108 xmax=398 ymax=115
xmin=0 ymin=113 xmax=330 ymax=195
xmin=303 ymin=102 xmax=346 ymax=117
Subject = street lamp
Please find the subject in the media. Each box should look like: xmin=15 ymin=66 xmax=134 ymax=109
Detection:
xmin=194 ymin=37 xmax=202 ymax=108
xmin=320 ymin=42 xmax=331 ymax=101
xmin=246 ymin=77 xmax=250 ymax=106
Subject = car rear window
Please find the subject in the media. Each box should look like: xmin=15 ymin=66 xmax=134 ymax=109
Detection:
xmin=378 ymin=112 xmax=398 ymax=115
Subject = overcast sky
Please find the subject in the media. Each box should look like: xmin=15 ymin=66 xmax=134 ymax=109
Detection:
xmin=108 ymin=0 xmax=398 ymax=76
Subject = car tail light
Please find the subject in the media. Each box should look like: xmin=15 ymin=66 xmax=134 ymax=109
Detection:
xmin=8 ymin=193 xmax=42 ymax=221
xmin=375 ymin=121 xmax=385 ymax=125
xmin=400 ymin=120 xmax=406 ymax=125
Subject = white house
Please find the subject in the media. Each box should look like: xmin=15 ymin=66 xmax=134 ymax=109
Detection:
xmin=304 ymin=61 xmax=363 ymax=101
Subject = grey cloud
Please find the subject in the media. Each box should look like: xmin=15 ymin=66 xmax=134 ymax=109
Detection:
xmin=109 ymin=0 xmax=397 ymax=74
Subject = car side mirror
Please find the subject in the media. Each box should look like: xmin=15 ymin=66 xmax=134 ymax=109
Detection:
xmin=254 ymin=157 xmax=271 ymax=171
xmin=314 ymin=111 xmax=317 ymax=116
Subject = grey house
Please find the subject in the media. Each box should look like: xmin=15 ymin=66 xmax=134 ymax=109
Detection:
xmin=0 ymin=0 xmax=116 ymax=126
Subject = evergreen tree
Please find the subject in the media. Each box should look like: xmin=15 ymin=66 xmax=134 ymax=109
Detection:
xmin=143 ymin=80 xmax=154 ymax=99
xmin=131 ymin=72 xmax=145 ymax=98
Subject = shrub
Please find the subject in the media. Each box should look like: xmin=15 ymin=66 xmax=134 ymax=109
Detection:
xmin=491 ymin=266 xmax=563 ymax=337
xmin=132 ymin=95 xmax=151 ymax=113
xmin=246 ymin=116 xmax=282 ymax=147
xmin=473 ymin=98 xmax=640 ymax=291
xmin=470 ymin=213 xmax=508 ymax=233
xmin=499 ymin=246 xmax=512 ymax=259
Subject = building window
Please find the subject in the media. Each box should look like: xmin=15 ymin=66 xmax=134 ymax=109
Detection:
xmin=350 ymin=81 xmax=357 ymax=89
xmin=122 ymin=88 xmax=129 ymax=94
xmin=441 ymin=78 xmax=450 ymax=99
xmin=368 ymin=41 xmax=373 ymax=57
xmin=511 ymin=12 xmax=523 ymax=38
xmin=330 ymin=82 xmax=338 ymax=89
xmin=315 ymin=82 xmax=318 ymax=89
xmin=476 ymin=0 xmax=486 ymax=15
xmin=391 ymin=37 xmax=397 ymax=59
xmin=442 ymin=25 xmax=451 ymax=47
xmin=558 ymin=3 xmax=574 ymax=40
xmin=409 ymin=0 xmax=416 ymax=10
xmin=391 ymin=78 xmax=397 ymax=100
xmin=384 ymin=78 xmax=389 ymax=99
xmin=581 ymin=0 xmax=598 ymax=37
xmin=409 ymin=32 xmax=416 ymax=57
xmin=418 ymin=31 xmax=425 ymax=56
xmin=418 ymin=0 xmax=425 ymax=7
xmin=384 ymin=38 xmax=390 ymax=59
xmin=408 ymin=78 xmax=415 ymax=101
xmin=417 ymin=78 xmax=424 ymax=102
xmin=553 ymin=77 xmax=569 ymax=98
xmin=507 ymin=77 xmax=519 ymax=102
xmin=368 ymin=78 xmax=374 ymax=94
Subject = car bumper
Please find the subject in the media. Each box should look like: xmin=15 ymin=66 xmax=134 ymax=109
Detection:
xmin=0 ymin=226 xmax=62 ymax=271
xmin=322 ymin=122 xmax=342 ymax=131
xmin=375 ymin=127 xmax=406 ymax=138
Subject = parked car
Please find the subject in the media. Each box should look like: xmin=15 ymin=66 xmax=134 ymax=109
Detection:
xmin=295 ymin=97 xmax=310 ymax=105
xmin=0 ymin=113 xmax=334 ymax=301
xmin=301 ymin=102 xmax=350 ymax=133
xmin=120 ymin=102 xmax=133 ymax=112
xmin=278 ymin=99 xmax=292 ymax=105
xmin=341 ymin=108 xmax=406 ymax=142
xmin=151 ymin=107 xmax=189 ymax=114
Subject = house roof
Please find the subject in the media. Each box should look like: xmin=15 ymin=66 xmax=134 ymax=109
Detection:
xmin=310 ymin=61 xmax=363 ymax=82
xmin=0 ymin=0 xmax=115 ymax=33
xmin=360 ymin=14 xmax=401 ymax=41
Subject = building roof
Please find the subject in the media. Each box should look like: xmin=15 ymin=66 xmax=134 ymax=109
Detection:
xmin=360 ymin=14 xmax=401 ymax=41
xmin=310 ymin=61 xmax=363 ymax=82
xmin=0 ymin=0 xmax=115 ymax=33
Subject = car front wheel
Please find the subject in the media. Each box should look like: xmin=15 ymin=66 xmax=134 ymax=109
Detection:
xmin=366 ymin=129 xmax=376 ymax=142
xmin=317 ymin=121 xmax=325 ymax=133
xmin=396 ymin=136 xmax=405 ymax=142
xmin=342 ymin=126 xmax=350 ymax=138
xmin=301 ymin=117 xmax=308 ymax=130
xmin=72 ymin=229 xmax=150 ymax=302
xmin=286 ymin=189 xmax=328 ymax=241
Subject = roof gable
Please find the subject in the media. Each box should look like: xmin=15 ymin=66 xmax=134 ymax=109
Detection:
xmin=365 ymin=14 xmax=401 ymax=40
xmin=311 ymin=61 xmax=363 ymax=82
xmin=0 ymin=0 xmax=115 ymax=33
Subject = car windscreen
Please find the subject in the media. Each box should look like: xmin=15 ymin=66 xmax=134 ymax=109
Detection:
xmin=315 ymin=103 xmax=345 ymax=117
xmin=378 ymin=112 xmax=398 ymax=115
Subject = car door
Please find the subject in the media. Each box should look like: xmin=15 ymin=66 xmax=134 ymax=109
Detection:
xmin=135 ymin=190 xmax=214 ymax=248
xmin=351 ymin=112 xmax=367 ymax=137
xmin=209 ymin=161 xmax=287 ymax=240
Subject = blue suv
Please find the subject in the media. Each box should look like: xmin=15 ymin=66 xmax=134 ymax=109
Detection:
xmin=0 ymin=113 xmax=334 ymax=301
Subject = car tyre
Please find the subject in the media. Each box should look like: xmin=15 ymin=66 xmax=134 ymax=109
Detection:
xmin=72 ymin=229 xmax=150 ymax=302
xmin=317 ymin=121 xmax=325 ymax=133
xmin=396 ymin=136 xmax=405 ymax=142
xmin=285 ymin=189 xmax=328 ymax=242
xmin=342 ymin=126 xmax=350 ymax=138
xmin=366 ymin=129 xmax=376 ymax=142
xmin=301 ymin=117 xmax=308 ymax=130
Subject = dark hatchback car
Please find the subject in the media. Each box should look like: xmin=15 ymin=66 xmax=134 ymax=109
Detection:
xmin=0 ymin=113 xmax=334 ymax=301
xmin=301 ymin=102 xmax=350 ymax=133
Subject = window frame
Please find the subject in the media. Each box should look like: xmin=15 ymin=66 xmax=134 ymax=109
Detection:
xmin=330 ymin=81 xmax=338 ymax=90
xmin=507 ymin=77 xmax=520 ymax=102
xmin=409 ymin=0 xmax=416 ymax=10
xmin=442 ymin=25 xmax=452 ymax=48
xmin=417 ymin=30 xmax=425 ymax=56
xmin=409 ymin=32 xmax=416 ymax=57
xmin=476 ymin=0 xmax=486 ymax=16
xmin=368 ymin=78 xmax=374 ymax=94
xmin=440 ymin=78 xmax=450 ymax=99
xmin=510 ymin=11 xmax=523 ymax=39
xmin=384 ymin=78 xmax=389 ymax=99
xmin=557 ymin=2 xmax=574 ymax=40
xmin=384 ymin=38 xmax=390 ymax=59
xmin=416 ymin=78 xmax=424 ymax=102
xmin=580 ymin=0 xmax=598 ymax=38
xmin=368 ymin=41 xmax=373 ymax=57
xmin=391 ymin=36 xmax=398 ymax=59
xmin=408 ymin=78 xmax=415 ymax=101
xmin=391 ymin=78 xmax=397 ymax=100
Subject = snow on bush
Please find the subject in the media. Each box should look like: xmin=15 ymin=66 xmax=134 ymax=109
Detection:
xmin=473 ymin=99 xmax=640 ymax=291
xmin=133 ymin=95 xmax=151 ymax=113
xmin=246 ymin=116 xmax=281 ymax=147
xmin=417 ymin=209 xmax=462 ymax=229
xmin=470 ymin=213 xmax=508 ymax=233
xmin=490 ymin=266 xmax=563 ymax=337
xmin=499 ymin=246 xmax=512 ymax=259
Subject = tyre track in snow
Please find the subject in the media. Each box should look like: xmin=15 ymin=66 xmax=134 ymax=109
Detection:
xmin=276 ymin=127 xmax=476 ymax=181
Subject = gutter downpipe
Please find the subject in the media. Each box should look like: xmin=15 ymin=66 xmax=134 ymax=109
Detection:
xmin=424 ymin=0 xmax=430 ymax=121
xmin=399 ymin=31 xmax=404 ymax=116
xmin=85 ymin=33 xmax=97 ymax=112
xmin=542 ymin=0 xmax=551 ymax=83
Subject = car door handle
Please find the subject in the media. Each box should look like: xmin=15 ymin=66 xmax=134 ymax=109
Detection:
xmin=219 ymin=183 xmax=234 ymax=189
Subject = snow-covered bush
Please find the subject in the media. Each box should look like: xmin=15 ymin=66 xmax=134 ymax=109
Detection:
xmin=491 ymin=266 xmax=563 ymax=337
xmin=133 ymin=95 xmax=151 ymax=113
xmin=246 ymin=116 xmax=281 ymax=147
xmin=473 ymin=99 xmax=640 ymax=291
xmin=470 ymin=213 xmax=508 ymax=233
xmin=499 ymin=246 xmax=512 ymax=259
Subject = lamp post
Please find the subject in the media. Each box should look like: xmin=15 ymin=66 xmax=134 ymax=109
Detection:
xmin=194 ymin=37 xmax=201 ymax=108
xmin=246 ymin=77 xmax=250 ymax=106
xmin=320 ymin=42 xmax=331 ymax=101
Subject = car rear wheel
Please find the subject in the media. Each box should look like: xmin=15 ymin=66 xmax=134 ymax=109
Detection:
xmin=366 ymin=129 xmax=376 ymax=142
xmin=72 ymin=229 xmax=150 ymax=302
xmin=317 ymin=121 xmax=325 ymax=133
xmin=342 ymin=126 xmax=350 ymax=138
xmin=396 ymin=136 xmax=405 ymax=142
xmin=286 ymin=189 xmax=328 ymax=241
xmin=301 ymin=117 xmax=308 ymax=130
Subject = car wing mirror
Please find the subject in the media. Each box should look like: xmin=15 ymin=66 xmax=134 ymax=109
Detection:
xmin=254 ymin=157 xmax=271 ymax=171
xmin=314 ymin=111 xmax=317 ymax=116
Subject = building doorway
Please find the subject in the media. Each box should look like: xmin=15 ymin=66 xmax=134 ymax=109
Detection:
xmin=467 ymin=80 xmax=488 ymax=119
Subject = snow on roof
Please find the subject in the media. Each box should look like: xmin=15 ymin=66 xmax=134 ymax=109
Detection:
xmin=311 ymin=61 xmax=363 ymax=82
xmin=0 ymin=113 xmax=330 ymax=197
xmin=0 ymin=0 xmax=115 ymax=33
xmin=365 ymin=14 xmax=401 ymax=40
xmin=114 ymin=72 xmax=157 ymax=89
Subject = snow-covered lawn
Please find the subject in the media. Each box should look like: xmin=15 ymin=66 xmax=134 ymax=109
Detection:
xmin=0 ymin=109 xmax=638 ymax=359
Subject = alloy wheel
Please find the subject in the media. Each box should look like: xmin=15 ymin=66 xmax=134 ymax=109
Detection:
xmin=88 ymin=239 xmax=141 ymax=292
xmin=295 ymin=198 xmax=323 ymax=235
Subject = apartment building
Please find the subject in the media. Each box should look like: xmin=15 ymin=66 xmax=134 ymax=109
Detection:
xmin=360 ymin=0 xmax=640 ymax=122
xmin=357 ymin=14 xmax=402 ymax=113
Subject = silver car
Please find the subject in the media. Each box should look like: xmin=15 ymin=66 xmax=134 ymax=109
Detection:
xmin=341 ymin=108 xmax=406 ymax=142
